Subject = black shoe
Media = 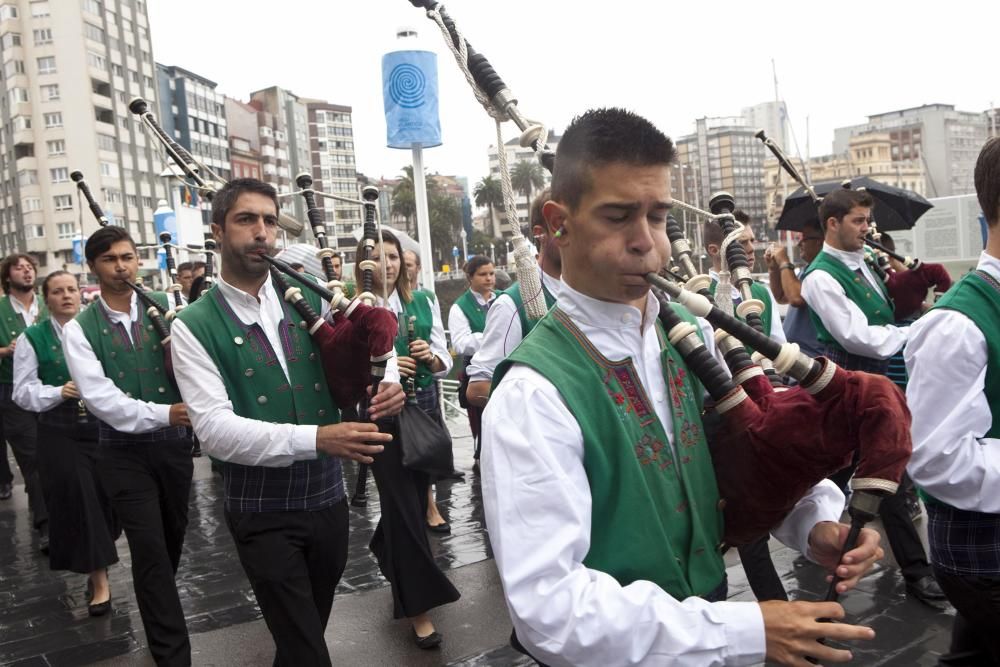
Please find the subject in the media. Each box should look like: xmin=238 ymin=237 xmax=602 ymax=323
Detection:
xmin=0 ymin=482 xmax=10 ymax=500
xmin=88 ymin=598 xmax=112 ymax=617
xmin=413 ymin=629 xmax=442 ymax=650
xmin=427 ymin=521 xmax=451 ymax=534
xmin=906 ymin=575 xmax=947 ymax=605
xmin=472 ymin=459 xmax=480 ymax=475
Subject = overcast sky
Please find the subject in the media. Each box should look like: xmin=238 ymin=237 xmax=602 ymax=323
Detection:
xmin=148 ymin=0 xmax=998 ymax=195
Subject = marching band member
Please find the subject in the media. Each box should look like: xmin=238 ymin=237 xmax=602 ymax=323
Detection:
xmin=800 ymin=189 xmax=944 ymax=606
xmin=13 ymin=271 xmax=118 ymax=616
xmin=905 ymin=137 xmax=1000 ymax=665
xmin=63 ymin=226 xmax=194 ymax=666
xmin=482 ymin=108 xmax=882 ymax=666
xmin=169 ymin=179 xmax=403 ymax=665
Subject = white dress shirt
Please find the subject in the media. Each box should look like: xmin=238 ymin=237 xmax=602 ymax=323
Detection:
xmin=467 ymin=271 xmax=561 ymax=382
xmin=9 ymin=292 xmax=40 ymax=326
xmin=482 ymin=280 xmax=846 ymax=667
xmin=382 ymin=289 xmax=453 ymax=377
xmin=13 ymin=318 xmax=66 ymax=412
xmin=447 ymin=290 xmax=495 ymax=358
xmin=800 ymin=243 xmax=907 ymax=359
xmin=63 ymin=293 xmax=174 ymax=434
xmin=708 ymin=269 xmax=787 ymax=344
xmin=171 ymin=274 xmax=399 ymax=468
xmin=905 ymin=251 xmax=1000 ymax=514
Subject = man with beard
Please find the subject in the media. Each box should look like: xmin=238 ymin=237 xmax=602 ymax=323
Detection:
xmin=0 ymin=254 xmax=48 ymax=546
xmin=482 ymin=108 xmax=883 ymax=666
xmin=63 ymin=226 xmax=194 ymax=666
xmin=800 ymin=188 xmax=944 ymax=606
xmin=169 ymin=178 xmax=404 ymax=665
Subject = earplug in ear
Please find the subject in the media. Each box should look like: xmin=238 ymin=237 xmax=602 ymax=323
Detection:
xmin=554 ymin=228 xmax=565 ymax=238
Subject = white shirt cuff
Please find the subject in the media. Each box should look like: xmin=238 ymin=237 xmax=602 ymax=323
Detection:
xmin=716 ymin=601 xmax=767 ymax=665
xmin=292 ymin=424 xmax=319 ymax=460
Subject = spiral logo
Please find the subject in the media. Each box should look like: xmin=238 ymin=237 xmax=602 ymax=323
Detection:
xmin=388 ymin=63 xmax=426 ymax=109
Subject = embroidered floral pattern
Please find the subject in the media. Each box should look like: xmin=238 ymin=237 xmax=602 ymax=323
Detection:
xmin=634 ymin=433 xmax=670 ymax=469
xmin=678 ymin=421 xmax=701 ymax=450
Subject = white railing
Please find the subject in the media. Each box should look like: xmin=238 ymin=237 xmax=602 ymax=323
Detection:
xmin=438 ymin=378 xmax=466 ymax=420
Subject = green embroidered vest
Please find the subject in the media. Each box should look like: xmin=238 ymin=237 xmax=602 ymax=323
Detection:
xmin=76 ymin=293 xmax=180 ymax=404
xmin=494 ymin=304 xmax=725 ymax=598
xmin=455 ymin=289 xmax=490 ymax=334
xmin=23 ymin=319 xmax=71 ymax=387
xmin=176 ymin=282 xmax=339 ymax=426
xmin=395 ymin=290 xmax=436 ymax=389
xmin=504 ymin=278 xmax=557 ymax=336
xmin=0 ymin=295 xmax=47 ymax=383
xmin=709 ymin=278 xmax=773 ymax=337
xmin=802 ymin=251 xmax=894 ymax=351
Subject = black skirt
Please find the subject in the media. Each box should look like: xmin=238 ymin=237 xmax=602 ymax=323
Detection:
xmin=368 ymin=414 xmax=460 ymax=619
xmin=36 ymin=423 xmax=119 ymax=574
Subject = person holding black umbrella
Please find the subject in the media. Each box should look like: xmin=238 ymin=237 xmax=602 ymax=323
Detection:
xmin=800 ymin=187 xmax=945 ymax=607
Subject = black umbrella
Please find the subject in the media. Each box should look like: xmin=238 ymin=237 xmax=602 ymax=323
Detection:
xmin=776 ymin=177 xmax=933 ymax=232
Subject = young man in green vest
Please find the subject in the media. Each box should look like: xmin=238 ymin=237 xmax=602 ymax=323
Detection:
xmin=169 ymin=178 xmax=403 ymax=665
xmin=0 ymin=253 xmax=48 ymax=547
xmin=482 ymin=108 xmax=883 ymax=666
xmin=465 ymin=189 xmax=561 ymax=408
xmin=800 ymin=188 xmax=945 ymax=607
xmin=905 ymin=137 xmax=1000 ymax=664
xmin=63 ymin=226 xmax=195 ymax=666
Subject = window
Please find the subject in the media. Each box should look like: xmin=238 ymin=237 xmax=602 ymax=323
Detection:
xmin=43 ymin=111 xmax=61 ymax=127
xmin=30 ymin=2 xmax=49 ymax=17
xmin=94 ymin=107 xmax=113 ymax=124
xmin=39 ymin=83 xmax=59 ymax=100
xmin=46 ymin=139 xmax=65 ymax=155
xmin=83 ymin=22 xmax=103 ymax=42
xmin=53 ymin=195 xmax=72 ymax=211
xmin=142 ymin=196 xmax=152 ymax=208
xmin=91 ymin=79 xmax=110 ymax=97
xmin=57 ymin=222 xmax=75 ymax=239
xmin=99 ymin=161 xmax=118 ymax=178
xmin=1 ymin=32 xmax=21 ymax=49
xmin=82 ymin=0 xmax=101 ymax=15
xmin=30 ymin=225 xmax=45 ymax=239
xmin=7 ymin=87 xmax=27 ymax=105
xmin=111 ymin=63 xmax=123 ymax=77
xmin=104 ymin=188 xmax=121 ymax=203
xmin=50 ymin=167 xmax=68 ymax=182
xmin=3 ymin=59 xmax=23 ymax=77
xmin=32 ymin=28 xmax=52 ymax=45
xmin=11 ymin=115 xmax=30 ymax=131
xmin=125 ymin=193 xmax=137 ymax=207
xmin=86 ymin=51 xmax=105 ymax=69
xmin=22 ymin=197 xmax=41 ymax=211
xmin=36 ymin=56 xmax=55 ymax=74
xmin=0 ymin=5 xmax=16 ymax=19
xmin=97 ymin=133 xmax=116 ymax=151
xmin=17 ymin=170 xmax=37 ymax=186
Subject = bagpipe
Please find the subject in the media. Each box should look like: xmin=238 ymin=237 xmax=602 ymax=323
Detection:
xmin=408 ymin=0 xmax=912 ymax=602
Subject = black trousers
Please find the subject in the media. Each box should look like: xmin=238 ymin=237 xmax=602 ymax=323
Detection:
xmin=225 ymin=500 xmax=350 ymax=667
xmin=934 ymin=567 xmax=1000 ymax=666
xmin=829 ymin=459 xmax=931 ymax=582
xmin=737 ymin=535 xmax=788 ymax=601
xmin=98 ymin=439 xmax=193 ymax=667
xmin=0 ymin=392 xmax=46 ymax=527
xmin=0 ymin=416 xmax=11 ymax=485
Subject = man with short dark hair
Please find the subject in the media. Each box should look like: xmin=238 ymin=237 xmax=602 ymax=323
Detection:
xmin=800 ymin=188 xmax=943 ymax=606
xmin=64 ymin=226 xmax=194 ymax=666
xmin=766 ymin=220 xmax=827 ymax=357
xmin=403 ymin=249 xmax=421 ymax=289
xmin=483 ymin=108 xmax=882 ymax=666
xmin=906 ymin=137 xmax=1000 ymax=664
xmin=170 ymin=178 xmax=404 ymax=665
xmin=0 ymin=253 xmax=48 ymax=543
xmin=330 ymin=253 xmax=343 ymax=280
xmin=176 ymin=261 xmax=194 ymax=301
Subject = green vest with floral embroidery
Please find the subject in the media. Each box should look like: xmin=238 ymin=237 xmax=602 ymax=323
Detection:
xmin=76 ymin=293 xmax=180 ymax=404
xmin=23 ymin=319 xmax=71 ymax=387
xmin=0 ymin=295 xmax=47 ymax=384
xmin=802 ymin=251 xmax=894 ymax=351
xmin=494 ymin=304 xmax=726 ymax=598
xmin=395 ymin=290 xmax=436 ymax=389
xmin=176 ymin=283 xmax=339 ymax=426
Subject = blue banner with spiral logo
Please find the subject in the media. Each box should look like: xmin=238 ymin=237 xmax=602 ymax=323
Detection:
xmin=382 ymin=50 xmax=441 ymax=149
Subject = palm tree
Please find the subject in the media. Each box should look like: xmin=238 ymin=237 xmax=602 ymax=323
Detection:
xmin=473 ymin=175 xmax=503 ymax=238
xmin=510 ymin=160 xmax=545 ymax=226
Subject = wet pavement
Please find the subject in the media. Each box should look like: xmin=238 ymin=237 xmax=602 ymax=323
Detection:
xmin=0 ymin=405 xmax=958 ymax=666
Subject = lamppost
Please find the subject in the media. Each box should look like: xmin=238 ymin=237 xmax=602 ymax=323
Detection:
xmin=459 ymin=227 xmax=467 ymax=265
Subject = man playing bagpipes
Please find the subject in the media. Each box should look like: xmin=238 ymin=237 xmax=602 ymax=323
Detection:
xmin=905 ymin=137 xmax=1000 ymax=665
xmin=169 ymin=179 xmax=405 ymax=665
xmin=481 ymin=108 xmax=883 ymax=667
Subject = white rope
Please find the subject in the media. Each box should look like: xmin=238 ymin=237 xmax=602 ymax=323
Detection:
xmin=670 ymin=198 xmax=724 ymax=221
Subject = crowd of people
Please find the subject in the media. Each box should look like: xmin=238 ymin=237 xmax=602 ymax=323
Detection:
xmin=0 ymin=109 xmax=998 ymax=667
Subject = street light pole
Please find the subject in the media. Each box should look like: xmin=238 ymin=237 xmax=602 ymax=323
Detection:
xmin=459 ymin=227 xmax=467 ymax=264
